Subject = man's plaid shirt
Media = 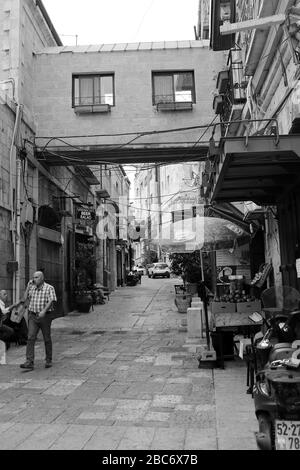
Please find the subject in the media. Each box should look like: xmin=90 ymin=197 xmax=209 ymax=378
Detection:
xmin=28 ymin=282 xmax=57 ymax=313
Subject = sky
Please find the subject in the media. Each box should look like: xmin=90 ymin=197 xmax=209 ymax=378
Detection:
xmin=42 ymin=0 xmax=199 ymax=45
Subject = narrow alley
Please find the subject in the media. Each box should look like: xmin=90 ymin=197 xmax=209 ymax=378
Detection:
xmin=0 ymin=278 xmax=257 ymax=450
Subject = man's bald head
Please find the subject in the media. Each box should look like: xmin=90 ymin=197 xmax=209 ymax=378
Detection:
xmin=33 ymin=271 xmax=44 ymax=287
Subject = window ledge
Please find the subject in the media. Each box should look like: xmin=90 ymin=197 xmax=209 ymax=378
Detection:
xmin=74 ymin=104 xmax=111 ymax=114
xmin=156 ymin=102 xmax=193 ymax=111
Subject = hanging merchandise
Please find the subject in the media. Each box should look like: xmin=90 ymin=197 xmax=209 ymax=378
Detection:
xmin=250 ymin=263 xmax=273 ymax=288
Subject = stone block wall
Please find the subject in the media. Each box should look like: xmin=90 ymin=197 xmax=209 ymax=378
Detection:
xmin=32 ymin=44 xmax=225 ymax=148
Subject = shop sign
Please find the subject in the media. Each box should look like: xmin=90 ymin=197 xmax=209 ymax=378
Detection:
xmin=76 ymin=208 xmax=95 ymax=221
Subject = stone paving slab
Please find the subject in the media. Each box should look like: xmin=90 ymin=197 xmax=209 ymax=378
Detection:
xmin=50 ymin=424 xmax=98 ymax=449
xmin=0 ymin=423 xmax=42 ymax=449
xmin=83 ymin=425 xmax=127 ymax=450
xmin=15 ymin=424 xmax=69 ymax=450
xmin=43 ymin=379 xmax=85 ymax=396
xmin=151 ymin=427 xmax=186 ymax=450
xmin=118 ymin=426 xmax=156 ymax=450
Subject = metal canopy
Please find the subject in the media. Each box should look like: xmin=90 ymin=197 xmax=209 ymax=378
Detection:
xmin=208 ymin=135 xmax=300 ymax=205
xmin=35 ymin=144 xmax=209 ymax=166
xmin=74 ymin=166 xmax=100 ymax=185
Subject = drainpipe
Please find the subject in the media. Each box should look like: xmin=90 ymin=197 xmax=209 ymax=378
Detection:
xmin=15 ymin=156 xmax=22 ymax=302
xmin=155 ymin=164 xmax=162 ymax=261
xmin=9 ymin=103 xmax=23 ymax=302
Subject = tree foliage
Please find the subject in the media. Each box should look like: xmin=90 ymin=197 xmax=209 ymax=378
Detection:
xmin=169 ymin=251 xmax=213 ymax=288
xmin=74 ymin=241 xmax=97 ymax=289
xmin=169 ymin=252 xmax=202 ymax=283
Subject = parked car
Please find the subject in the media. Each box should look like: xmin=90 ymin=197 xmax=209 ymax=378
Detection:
xmin=146 ymin=263 xmax=155 ymax=277
xmin=150 ymin=263 xmax=171 ymax=278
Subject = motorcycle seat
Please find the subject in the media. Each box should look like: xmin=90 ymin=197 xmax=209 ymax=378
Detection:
xmin=269 ymin=344 xmax=294 ymax=362
xmin=272 ymin=342 xmax=292 ymax=350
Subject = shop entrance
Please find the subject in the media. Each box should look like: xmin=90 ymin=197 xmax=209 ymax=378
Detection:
xmin=37 ymin=237 xmax=63 ymax=317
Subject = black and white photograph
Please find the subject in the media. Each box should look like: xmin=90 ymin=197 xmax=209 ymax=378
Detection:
xmin=1 ymin=0 xmax=300 ymax=455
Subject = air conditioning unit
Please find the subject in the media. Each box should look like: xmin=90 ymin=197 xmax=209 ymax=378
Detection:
xmin=213 ymin=95 xmax=224 ymax=114
xmin=217 ymin=70 xmax=230 ymax=94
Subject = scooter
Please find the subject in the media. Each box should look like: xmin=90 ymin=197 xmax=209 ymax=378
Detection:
xmin=126 ymin=271 xmax=140 ymax=286
xmin=249 ymin=309 xmax=300 ymax=450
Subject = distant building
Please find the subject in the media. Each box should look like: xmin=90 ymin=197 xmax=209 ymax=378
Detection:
xmin=133 ymin=162 xmax=203 ymax=265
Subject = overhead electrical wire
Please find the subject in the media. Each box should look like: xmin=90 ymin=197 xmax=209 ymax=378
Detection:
xmin=129 ymin=187 xmax=201 ymax=201
xmin=35 ymin=123 xmax=219 ymax=141
xmin=32 ymin=114 xmax=219 ymax=197
xmin=30 ymin=34 xmax=292 ymax=206
xmin=106 ymin=194 xmax=201 ymax=215
xmin=36 ymin=114 xmax=219 ymax=172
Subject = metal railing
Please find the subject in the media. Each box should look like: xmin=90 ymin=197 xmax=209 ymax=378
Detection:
xmin=210 ymin=118 xmax=280 ymax=148
xmin=74 ymin=95 xmax=113 ymax=106
xmin=153 ymin=93 xmax=194 ymax=105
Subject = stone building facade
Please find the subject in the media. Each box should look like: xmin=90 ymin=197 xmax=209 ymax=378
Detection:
xmin=0 ymin=0 xmax=131 ymax=313
xmin=204 ymin=0 xmax=300 ymax=293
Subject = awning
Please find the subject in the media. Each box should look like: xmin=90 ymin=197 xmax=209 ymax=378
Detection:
xmin=206 ymin=135 xmax=300 ymax=205
xmin=74 ymin=166 xmax=100 ymax=185
xmin=206 ymin=202 xmax=251 ymax=233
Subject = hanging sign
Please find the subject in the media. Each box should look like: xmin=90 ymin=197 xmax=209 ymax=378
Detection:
xmin=76 ymin=208 xmax=95 ymax=221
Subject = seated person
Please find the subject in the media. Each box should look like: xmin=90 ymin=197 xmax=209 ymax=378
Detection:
xmin=3 ymin=313 xmax=28 ymax=346
xmin=0 ymin=290 xmax=18 ymax=350
xmin=0 ymin=289 xmax=27 ymax=347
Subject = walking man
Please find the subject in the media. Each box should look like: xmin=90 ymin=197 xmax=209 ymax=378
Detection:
xmin=20 ymin=271 xmax=57 ymax=370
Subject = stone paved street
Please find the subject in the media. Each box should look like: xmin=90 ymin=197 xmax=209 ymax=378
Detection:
xmin=0 ymin=277 xmax=258 ymax=450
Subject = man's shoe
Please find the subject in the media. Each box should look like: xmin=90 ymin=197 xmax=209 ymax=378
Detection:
xmin=20 ymin=361 xmax=34 ymax=370
xmin=45 ymin=361 xmax=52 ymax=368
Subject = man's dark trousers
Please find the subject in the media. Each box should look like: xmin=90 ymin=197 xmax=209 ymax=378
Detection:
xmin=26 ymin=312 xmax=52 ymax=363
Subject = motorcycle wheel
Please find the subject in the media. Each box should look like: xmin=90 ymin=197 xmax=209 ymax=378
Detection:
xmin=257 ymin=413 xmax=275 ymax=450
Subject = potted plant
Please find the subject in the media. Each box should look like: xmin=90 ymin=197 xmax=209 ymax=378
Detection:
xmin=169 ymin=253 xmax=197 ymax=312
xmin=169 ymin=252 xmax=202 ymax=292
xmin=73 ymin=241 xmax=96 ymax=313
xmin=169 ymin=251 xmax=213 ymax=313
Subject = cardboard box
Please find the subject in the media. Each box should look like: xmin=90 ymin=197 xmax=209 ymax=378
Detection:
xmin=211 ymin=301 xmax=236 ymax=314
xmin=214 ymin=311 xmax=263 ymax=328
xmin=236 ymin=300 xmax=261 ymax=313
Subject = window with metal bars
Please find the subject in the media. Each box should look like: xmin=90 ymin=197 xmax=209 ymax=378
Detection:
xmin=152 ymin=71 xmax=196 ymax=105
xmin=73 ymin=74 xmax=115 ymax=107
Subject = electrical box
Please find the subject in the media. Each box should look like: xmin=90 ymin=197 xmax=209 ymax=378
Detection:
xmin=210 ymin=0 xmax=236 ymax=51
xmin=7 ymin=261 xmax=18 ymax=273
